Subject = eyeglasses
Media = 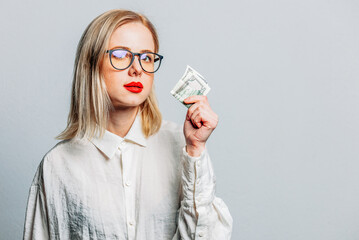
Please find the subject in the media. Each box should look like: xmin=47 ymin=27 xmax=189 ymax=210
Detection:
xmin=105 ymin=48 xmax=163 ymax=73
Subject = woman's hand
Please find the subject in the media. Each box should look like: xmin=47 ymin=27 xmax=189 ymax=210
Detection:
xmin=183 ymin=95 xmax=218 ymax=157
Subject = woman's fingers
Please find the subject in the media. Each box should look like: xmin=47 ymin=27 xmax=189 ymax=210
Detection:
xmin=184 ymin=95 xmax=208 ymax=105
xmin=186 ymin=97 xmax=218 ymax=129
xmin=183 ymin=95 xmax=219 ymax=152
xmin=185 ymin=96 xmax=208 ymax=120
xmin=184 ymin=95 xmax=218 ymax=129
xmin=191 ymin=108 xmax=205 ymax=128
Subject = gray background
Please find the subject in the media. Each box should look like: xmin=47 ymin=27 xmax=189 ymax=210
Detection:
xmin=1 ymin=0 xmax=358 ymax=239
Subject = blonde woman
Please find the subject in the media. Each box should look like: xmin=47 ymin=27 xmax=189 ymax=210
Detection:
xmin=23 ymin=9 xmax=233 ymax=240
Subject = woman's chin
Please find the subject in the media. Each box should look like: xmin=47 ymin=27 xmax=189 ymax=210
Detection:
xmin=111 ymin=100 xmax=146 ymax=110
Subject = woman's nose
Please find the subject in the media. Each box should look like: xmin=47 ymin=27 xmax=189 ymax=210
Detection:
xmin=128 ymin=55 xmax=143 ymax=76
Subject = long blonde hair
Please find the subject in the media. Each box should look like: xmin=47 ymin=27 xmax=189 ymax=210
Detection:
xmin=56 ymin=9 xmax=162 ymax=141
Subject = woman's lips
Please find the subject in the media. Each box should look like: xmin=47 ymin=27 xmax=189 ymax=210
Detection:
xmin=124 ymin=82 xmax=143 ymax=93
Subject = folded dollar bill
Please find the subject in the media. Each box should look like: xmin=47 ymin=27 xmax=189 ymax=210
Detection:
xmin=170 ymin=65 xmax=211 ymax=108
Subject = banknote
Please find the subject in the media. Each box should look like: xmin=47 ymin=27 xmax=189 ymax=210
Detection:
xmin=170 ymin=65 xmax=211 ymax=108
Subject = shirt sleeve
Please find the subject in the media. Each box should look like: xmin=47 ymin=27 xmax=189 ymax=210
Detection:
xmin=23 ymin=163 xmax=50 ymax=240
xmin=172 ymin=147 xmax=233 ymax=240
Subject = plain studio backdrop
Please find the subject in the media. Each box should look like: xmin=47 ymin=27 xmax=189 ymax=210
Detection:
xmin=1 ymin=0 xmax=358 ymax=239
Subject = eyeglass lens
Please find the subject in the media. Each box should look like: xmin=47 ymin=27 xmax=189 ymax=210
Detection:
xmin=110 ymin=49 xmax=161 ymax=73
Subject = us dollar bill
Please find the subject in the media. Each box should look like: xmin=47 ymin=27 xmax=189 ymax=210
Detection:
xmin=170 ymin=65 xmax=211 ymax=108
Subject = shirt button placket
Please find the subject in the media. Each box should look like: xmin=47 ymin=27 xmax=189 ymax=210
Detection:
xmin=125 ymin=180 xmax=131 ymax=187
xmin=120 ymin=141 xmax=135 ymax=239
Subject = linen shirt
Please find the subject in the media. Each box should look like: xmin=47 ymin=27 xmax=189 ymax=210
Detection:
xmin=23 ymin=116 xmax=233 ymax=240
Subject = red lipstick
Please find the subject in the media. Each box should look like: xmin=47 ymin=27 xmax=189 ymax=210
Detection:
xmin=124 ymin=82 xmax=143 ymax=93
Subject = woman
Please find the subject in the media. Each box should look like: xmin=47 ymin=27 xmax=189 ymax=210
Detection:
xmin=23 ymin=9 xmax=233 ymax=240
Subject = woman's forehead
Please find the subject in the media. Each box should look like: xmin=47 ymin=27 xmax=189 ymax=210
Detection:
xmin=108 ymin=22 xmax=155 ymax=52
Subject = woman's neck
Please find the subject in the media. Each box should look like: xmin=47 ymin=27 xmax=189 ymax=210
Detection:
xmin=106 ymin=106 xmax=139 ymax=138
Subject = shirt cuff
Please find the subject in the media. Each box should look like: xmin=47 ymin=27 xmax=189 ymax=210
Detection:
xmin=181 ymin=147 xmax=215 ymax=206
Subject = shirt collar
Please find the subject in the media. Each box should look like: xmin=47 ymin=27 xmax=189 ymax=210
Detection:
xmin=89 ymin=114 xmax=147 ymax=159
xmin=124 ymin=114 xmax=147 ymax=147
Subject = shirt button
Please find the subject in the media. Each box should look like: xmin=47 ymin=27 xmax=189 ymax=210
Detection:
xmin=129 ymin=220 xmax=135 ymax=226
xmin=196 ymin=179 xmax=200 ymax=184
xmin=197 ymin=197 xmax=201 ymax=203
xmin=198 ymin=231 xmax=204 ymax=237
xmin=125 ymin=180 xmax=131 ymax=187
xmin=196 ymin=160 xmax=201 ymax=167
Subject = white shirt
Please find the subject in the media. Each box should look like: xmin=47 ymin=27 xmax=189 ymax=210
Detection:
xmin=23 ymin=116 xmax=233 ymax=240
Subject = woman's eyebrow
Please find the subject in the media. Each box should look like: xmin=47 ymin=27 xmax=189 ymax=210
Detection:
xmin=109 ymin=45 xmax=154 ymax=53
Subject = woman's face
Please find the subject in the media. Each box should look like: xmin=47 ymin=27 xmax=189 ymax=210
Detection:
xmin=101 ymin=22 xmax=155 ymax=109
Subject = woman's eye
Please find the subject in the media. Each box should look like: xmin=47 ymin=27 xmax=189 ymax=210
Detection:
xmin=112 ymin=50 xmax=129 ymax=59
xmin=141 ymin=54 xmax=152 ymax=62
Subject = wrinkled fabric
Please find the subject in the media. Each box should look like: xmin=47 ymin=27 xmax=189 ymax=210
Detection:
xmin=23 ymin=116 xmax=233 ymax=240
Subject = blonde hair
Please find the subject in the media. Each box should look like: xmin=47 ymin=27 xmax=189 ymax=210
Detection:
xmin=56 ymin=9 xmax=162 ymax=141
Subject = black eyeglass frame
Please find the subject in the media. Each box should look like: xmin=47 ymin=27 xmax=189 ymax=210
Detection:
xmin=105 ymin=48 xmax=164 ymax=73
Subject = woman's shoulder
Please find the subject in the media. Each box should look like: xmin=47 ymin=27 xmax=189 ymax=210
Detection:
xmin=35 ymin=138 xmax=93 ymax=175
xmin=30 ymin=140 xmax=70 ymax=186
xmin=42 ymin=138 xmax=91 ymax=161
xmin=159 ymin=119 xmax=183 ymax=134
xmin=32 ymin=138 xmax=93 ymax=182
xmin=149 ymin=119 xmax=184 ymax=145
xmin=30 ymin=138 xmax=94 ymax=188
